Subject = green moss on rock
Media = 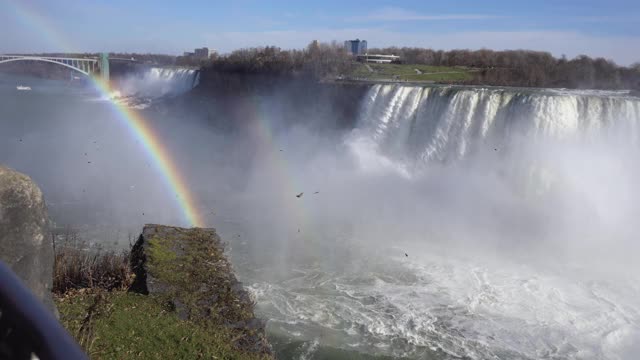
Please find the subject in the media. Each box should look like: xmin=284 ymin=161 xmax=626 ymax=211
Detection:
xmin=130 ymin=225 xmax=272 ymax=356
xmin=56 ymin=224 xmax=272 ymax=359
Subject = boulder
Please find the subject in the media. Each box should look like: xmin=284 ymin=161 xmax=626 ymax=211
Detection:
xmin=0 ymin=166 xmax=55 ymax=312
xmin=130 ymin=224 xmax=272 ymax=356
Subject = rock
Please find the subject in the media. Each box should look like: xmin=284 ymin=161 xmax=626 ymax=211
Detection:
xmin=130 ymin=224 xmax=272 ymax=356
xmin=130 ymin=225 xmax=215 ymax=296
xmin=0 ymin=166 xmax=55 ymax=313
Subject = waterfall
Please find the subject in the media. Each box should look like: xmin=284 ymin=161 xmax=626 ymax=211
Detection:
xmin=116 ymin=67 xmax=200 ymax=98
xmin=355 ymin=85 xmax=640 ymax=164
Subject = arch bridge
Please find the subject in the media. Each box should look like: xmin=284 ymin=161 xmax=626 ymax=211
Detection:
xmin=0 ymin=53 xmax=111 ymax=80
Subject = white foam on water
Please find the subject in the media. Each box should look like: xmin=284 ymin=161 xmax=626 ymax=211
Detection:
xmin=246 ymin=84 xmax=640 ymax=359
xmin=251 ymin=248 xmax=640 ymax=359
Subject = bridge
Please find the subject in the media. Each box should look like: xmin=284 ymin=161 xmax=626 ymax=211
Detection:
xmin=0 ymin=53 xmax=111 ymax=80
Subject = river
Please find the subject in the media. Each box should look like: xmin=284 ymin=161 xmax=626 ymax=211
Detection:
xmin=1 ymin=72 xmax=640 ymax=359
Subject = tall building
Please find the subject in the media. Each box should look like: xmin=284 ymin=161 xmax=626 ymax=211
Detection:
xmin=344 ymin=39 xmax=367 ymax=55
xmin=194 ymin=47 xmax=210 ymax=59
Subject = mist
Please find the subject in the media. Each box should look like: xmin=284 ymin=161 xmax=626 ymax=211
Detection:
xmin=1 ymin=73 xmax=639 ymax=358
xmin=175 ymin=83 xmax=639 ymax=358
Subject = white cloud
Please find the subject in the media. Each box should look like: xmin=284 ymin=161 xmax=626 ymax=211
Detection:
xmin=348 ymin=7 xmax=503 ymax=22
xmin=204 ymin=28 xmax=640 ymax=65
xmin=569 ymin=15 xmax=640 ymax=23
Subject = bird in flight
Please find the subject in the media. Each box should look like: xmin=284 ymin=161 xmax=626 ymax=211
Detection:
xmin=296 ymin=192 xmax=304 ymax=198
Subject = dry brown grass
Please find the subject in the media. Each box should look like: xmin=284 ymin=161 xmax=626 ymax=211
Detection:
xmin=53 ymin=239 xmax=133 ymax=294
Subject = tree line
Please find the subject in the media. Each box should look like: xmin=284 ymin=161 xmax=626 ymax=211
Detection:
xmin=368 ymin=47 xmax=640 ymax=89
xmin=201 ymin=41 xmax=352 ymax=79
xmin=201 ymin=43 xmax=640 ymax=89
xmin=3 ymin=46 xmax=639 ymax=90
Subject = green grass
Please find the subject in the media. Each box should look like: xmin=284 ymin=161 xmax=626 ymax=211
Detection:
xmin=55 ymin=227 xmax=272 ymax=359
xmin=56 ymin=290 xmax=266 ymax=360
xmin=345 ymin=63 xmax=475 ymax=82
xmin=401 ymin=72 xmax=473 ymax=82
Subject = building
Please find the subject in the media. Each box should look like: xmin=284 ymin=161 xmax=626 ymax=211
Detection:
xmin=183 ymin=48 xmax=217 ymax=60
xmin=194 ymin=47 xmax=211 ymax=59
xmin=344 ymin=39 xmax=367 ymax=56
xmin=356 ymin=54 xmax=400 ymax=64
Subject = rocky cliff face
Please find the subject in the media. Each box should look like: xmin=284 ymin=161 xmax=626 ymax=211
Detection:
xmin=130 ymin=224 xmax=272 ymax=356
xmin=0 ymin=165 xmax=55 ymax=312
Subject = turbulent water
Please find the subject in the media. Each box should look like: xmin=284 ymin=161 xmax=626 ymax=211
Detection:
xmin=1 ymin=75 xmax=640 ymax=359
xmin=227 ymin=84 xmax=640 ymax=360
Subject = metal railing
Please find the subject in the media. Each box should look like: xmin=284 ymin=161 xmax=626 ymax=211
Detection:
xmin=0 ymin=261 xmax=87 ymax=360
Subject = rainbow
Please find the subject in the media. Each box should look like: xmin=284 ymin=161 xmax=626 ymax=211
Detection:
xmin=241 ymin=96 xmax=308 ymax=231
xmin=90 ymin=78 xmax=205 ymax=227
xmin=5 ymin=0 xmax=204 ymax=227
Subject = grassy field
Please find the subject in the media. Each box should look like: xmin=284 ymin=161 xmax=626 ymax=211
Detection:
xmin=56 ymin=290 xmax=266 ymax=360
xmin=346 ymin=63 xmax=476 ymax=82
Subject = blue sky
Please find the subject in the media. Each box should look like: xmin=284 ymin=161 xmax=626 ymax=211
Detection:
xmin=1 ymin=0 xmax=639 ymax=64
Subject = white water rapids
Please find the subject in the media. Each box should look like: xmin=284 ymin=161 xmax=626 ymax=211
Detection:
xmin=233 ymin=84 xmax=640 ymax=360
